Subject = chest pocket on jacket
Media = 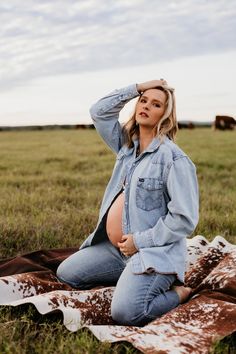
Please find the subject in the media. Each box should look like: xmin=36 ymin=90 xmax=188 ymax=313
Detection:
xmin=136 ymin=177 xmax=164 ymax=211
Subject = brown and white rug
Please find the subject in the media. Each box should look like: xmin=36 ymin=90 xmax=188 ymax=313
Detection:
xmin=0 ymin=235 xmax=235 ymax=354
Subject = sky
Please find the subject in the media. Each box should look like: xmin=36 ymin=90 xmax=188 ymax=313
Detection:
xmin=0 ymin=0 xmax=236 ymax=126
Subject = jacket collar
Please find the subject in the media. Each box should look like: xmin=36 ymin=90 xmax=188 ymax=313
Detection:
xmin=121 ymin=135 xmax=167 ymax=156
xmin=134 ymin=135 xmax=166 ymax=154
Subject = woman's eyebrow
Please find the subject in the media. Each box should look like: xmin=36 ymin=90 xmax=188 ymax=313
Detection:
xmin=141 ymin=95 xmax=164 ymax=105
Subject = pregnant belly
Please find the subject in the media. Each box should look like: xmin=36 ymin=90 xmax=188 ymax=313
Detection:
xmin=106 ymin=191 xmax=124 ymax=247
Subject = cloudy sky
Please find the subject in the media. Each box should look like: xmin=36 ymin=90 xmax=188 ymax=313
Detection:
xmin=0 ymin=0 xmax=235 ymax=126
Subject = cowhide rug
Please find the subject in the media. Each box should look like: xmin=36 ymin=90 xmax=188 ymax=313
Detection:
xmin=0 ymin=235 xmax=235 ymax=354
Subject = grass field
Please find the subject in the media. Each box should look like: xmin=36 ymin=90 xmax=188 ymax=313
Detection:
xmin=0 ymin=128 xmax=235 ymax=353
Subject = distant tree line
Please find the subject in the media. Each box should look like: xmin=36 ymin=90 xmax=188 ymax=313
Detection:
xmin=0 ymin=124 xmax=95 ymax=131
xmin=0 ymin=116 xmax=235 ymax=132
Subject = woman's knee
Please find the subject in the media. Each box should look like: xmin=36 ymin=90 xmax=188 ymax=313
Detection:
xmin=111 ymin=298 xmax=132 ymax=325
xmin=111 ymin=292 xmax=144 ymax=326
xmin=111 ymin=301 xmax=149 ymax=326
xmin=111 ymin=296 xmax=160 ymax=326
xmin=57 ymin=261 xmax=75 ymax=287
xmin=56 ymin=261 xmax=68 ymax=281
xmin=56 ymin=260 xmax=87 ymax=289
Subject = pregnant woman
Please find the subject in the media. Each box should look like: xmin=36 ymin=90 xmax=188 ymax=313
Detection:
xmin=57 ymin=79 xmax=199 ymax=326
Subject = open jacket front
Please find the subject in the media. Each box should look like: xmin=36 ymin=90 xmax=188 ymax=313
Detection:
xmin=80 ymin=84 xmax=199 ymax=283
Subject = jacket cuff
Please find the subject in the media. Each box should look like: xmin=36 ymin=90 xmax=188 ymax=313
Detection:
xmin=133 ymin=230 xmax=155 ymax=249
xmin=118 ymin=83 xmax=140 ymax=100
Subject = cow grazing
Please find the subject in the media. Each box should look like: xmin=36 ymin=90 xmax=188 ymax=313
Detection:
xmin=213 ymin=116 xmax=236 ymax=130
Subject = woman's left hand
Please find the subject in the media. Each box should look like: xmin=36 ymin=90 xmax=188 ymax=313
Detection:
xmin=118 ymin=234 xmax=138 ymax=257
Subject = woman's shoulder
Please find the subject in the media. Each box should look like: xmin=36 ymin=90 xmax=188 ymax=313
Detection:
xmin=157 ymin=137 xmax=194 ymax=165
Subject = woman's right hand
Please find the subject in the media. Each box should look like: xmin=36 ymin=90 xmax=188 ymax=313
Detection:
xmin=136 ymin=79 xmax=167 ymax=93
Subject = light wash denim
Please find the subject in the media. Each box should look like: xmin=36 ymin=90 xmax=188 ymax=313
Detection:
xmin=79 ymin=83 xmax=199 ymax=283
xmin=57 ymin=239 xmax=179 ymax=326
xmin=57 ymin=83 xmax=199 ymax=325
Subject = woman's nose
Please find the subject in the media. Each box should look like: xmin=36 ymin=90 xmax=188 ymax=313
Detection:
xmin=143 ymin=101 xmax=150 ymax=110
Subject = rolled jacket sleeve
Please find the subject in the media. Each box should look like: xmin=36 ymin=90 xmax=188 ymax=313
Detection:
xmin=89 ymin=84 xmax=140 ymax=154
xmin=133 ymin=156 xmax=199 ymax=249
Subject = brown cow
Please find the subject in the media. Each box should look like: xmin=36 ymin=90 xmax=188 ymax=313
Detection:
xmin=213 ymin=115 xmax=236 ymax=130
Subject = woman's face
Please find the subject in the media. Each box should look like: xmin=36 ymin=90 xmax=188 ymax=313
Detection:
xmin=135 ymin=89 xmax=167 ymax=129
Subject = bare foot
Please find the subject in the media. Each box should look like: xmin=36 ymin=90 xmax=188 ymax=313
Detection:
xmin=171 ymin=286 xmax=193 ymax=303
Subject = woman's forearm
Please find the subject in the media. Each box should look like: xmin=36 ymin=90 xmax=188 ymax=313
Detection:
xmin=136 ymin=79 xmax=167 ymax=93
xmin=89 ymin=84 xmax=139 ymax=154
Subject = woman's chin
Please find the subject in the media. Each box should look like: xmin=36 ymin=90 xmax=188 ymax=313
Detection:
xmin=136 ymin=119 xmax=154 ymax=128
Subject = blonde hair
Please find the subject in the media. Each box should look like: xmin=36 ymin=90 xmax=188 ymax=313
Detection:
xmin=122 ymin=85 xmax=178 ymax=148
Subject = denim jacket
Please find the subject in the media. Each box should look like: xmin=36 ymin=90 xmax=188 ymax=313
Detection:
xmin=80 ymin=84 xmax=199 ymax=283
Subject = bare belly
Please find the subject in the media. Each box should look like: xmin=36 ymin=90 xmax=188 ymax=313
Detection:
xmin=106 ymin=191 xmax=124 ymax=247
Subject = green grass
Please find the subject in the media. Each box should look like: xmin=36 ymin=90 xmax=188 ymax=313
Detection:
xmin=0 ymin=128 xmax=235 ymax=353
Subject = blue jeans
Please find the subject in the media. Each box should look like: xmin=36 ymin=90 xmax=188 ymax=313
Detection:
xmin=57 ymin=240 xmax=180 ymax=326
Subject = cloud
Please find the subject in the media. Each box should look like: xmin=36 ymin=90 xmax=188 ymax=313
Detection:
xmin=0 ymin=0 xmax=235 ymax=90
